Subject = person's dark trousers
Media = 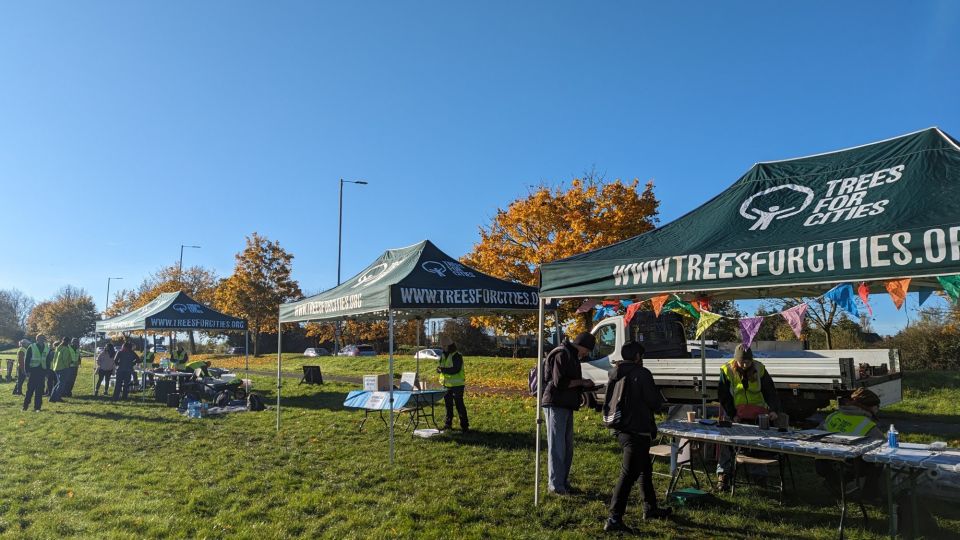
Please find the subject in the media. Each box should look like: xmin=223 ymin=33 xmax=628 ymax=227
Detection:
xmin=113 ymin=372 xmax=131 ymax=400
xmin=443 ymin=385 xmax=469 ymax=429
xmin=23 ymin=367 xmax=46 ymax=411
xmin=5 ymin=359 xmax=13 ymax=381
xmin=63 ymin=366 xmax=77 ymax=396
xmin=609 ymin=432 xmax=658 ymax=519
xmin=95 ymin=369 xmax=112 ymax=395
xmin=49 ymin=370 xmax=68 ymax=402
xmin=13 ymin=366 xmax=26 ymax=395
xmin=45 ymin=370 xmax=56 ymax=396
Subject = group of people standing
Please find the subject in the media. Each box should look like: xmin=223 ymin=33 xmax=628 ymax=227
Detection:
xmin=15 ymin=334 xmax=83 ymax=411
xmin=12 ymin=335 xmax=171 ymax=411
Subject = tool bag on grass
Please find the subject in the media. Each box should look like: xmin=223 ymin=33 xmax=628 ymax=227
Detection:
xmin=247 ymin=393 xmax=265 ymax=411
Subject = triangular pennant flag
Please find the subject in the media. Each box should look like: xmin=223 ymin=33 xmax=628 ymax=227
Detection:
xmin=695 ymin=311 xmax=722 ymax=338
xmin=593 ymin=305 xmax=617 ymax=321
xmin=651 ymin=295 xmax=669 ymax=317
xmin=884 ymin=278 xmax=911 ymax=310
xmin=857 ymin=282 xmax=873 ymax=316
xmin=937 ymin=275 xmax=960 ymax=302
xmin=624 ymin=302 xmax=643 ymax=326
xmin=602 ymin=299 xmax=619 ymax=307
xmin=693 ymin=297 xmax=711 ymax=312
xmin=576 ymin=299 xmax=598 ymax=314
xmin=781 ymin=303 xmax=809 ymax=339
xmin=665 ymin=298 xmax=700 ymax=319
xmin=918 ymin=287 xmax=934 ymax=307
xmin=824 ymin=284 xmax=860 ymax=318
xmin=739 ymin=317 xmax=764 ymax=349
xmin=620 ymin=299 xmax=633 ymax=308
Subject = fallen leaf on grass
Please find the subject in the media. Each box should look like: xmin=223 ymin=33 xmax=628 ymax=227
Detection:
xmin=67 ymin=491 xmax=74 ymax=498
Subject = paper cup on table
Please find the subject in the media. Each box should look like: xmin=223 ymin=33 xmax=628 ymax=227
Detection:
xmin=686 ymin=411 xmax=697 ymax=422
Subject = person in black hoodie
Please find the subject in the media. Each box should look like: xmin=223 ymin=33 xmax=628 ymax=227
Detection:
xmin=604 ymin=341 xmax=671 ymax=534
xmin=541 ymin=332 xmax=596 ymax=495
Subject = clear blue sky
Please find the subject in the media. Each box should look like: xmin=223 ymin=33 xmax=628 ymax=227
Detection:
xmin=1 ymin=2 xmax=957 ymax=335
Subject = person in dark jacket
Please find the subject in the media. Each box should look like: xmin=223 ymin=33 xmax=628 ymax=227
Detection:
xmin=436 ymin=335 xmax=468 ymax=432
xmin=716 ymin=344 xmax=782 ymax=490
xmin=604 ymin=341 xmax=672 ymax=533
xmin=112 ymin=342 xmax=140 ymax=401
xmin=541 ymin=332 xmax=596 ymax=495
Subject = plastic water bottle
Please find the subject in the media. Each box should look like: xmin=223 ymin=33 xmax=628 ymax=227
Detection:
xmin=888 ymin=424 xmax=899 ymax=449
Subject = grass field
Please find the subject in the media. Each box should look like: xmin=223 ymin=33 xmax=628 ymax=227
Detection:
xmin=0 ymin=356 xmax=958 ymax=538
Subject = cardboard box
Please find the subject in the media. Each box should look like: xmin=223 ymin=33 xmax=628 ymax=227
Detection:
xmin=363 ymin=374 xmax=391 ymax=391
xmin=400 ymin=372 xmax=419 ymax=391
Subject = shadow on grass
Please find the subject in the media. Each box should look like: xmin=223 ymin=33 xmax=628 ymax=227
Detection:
xmin=71 ymin=410 xmax=172 ymax=423
xmin=435 ymin=429 xmax=533 ymax=450
xmin=277 ymin=391 xmax=348 ymax=413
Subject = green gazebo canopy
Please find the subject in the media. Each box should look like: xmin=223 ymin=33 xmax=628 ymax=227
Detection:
xmin=96 ymin=291 xmax=247 ymax=333
xmin=279 ymin=240 xmax=541 ymax=323
xmin=540 ymin=127 xmax=960 ymax=300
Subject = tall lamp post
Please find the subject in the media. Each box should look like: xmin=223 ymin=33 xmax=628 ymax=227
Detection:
xmin=178 ymin=244 xmax=201 ymax=285
xmin=336 ymin=179 xmax=368 ymax=355
xmin=104 ymin=277 xmax=123 ymax=318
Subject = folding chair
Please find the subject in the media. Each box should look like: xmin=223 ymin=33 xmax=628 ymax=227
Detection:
xmin=730 ymin=450 xmax=796 ymax=504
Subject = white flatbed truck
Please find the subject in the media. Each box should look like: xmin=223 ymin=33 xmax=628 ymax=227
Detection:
xmin=581 ymin=313 xmax=903 ymax=419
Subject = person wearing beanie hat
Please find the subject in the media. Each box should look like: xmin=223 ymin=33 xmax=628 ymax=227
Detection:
xmin=540 ymin=332 xmax=596 ymax=495
xmin=716 ymin=343 xmax=781 ymax=491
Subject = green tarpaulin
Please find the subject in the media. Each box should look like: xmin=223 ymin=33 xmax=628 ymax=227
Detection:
xmin=540 ymin=127 xmax=960 ymax=300
xmin=279 ymin=240 xmax=541 ymax=323
xmin=96 ymin=291 xmax=247 ymax=333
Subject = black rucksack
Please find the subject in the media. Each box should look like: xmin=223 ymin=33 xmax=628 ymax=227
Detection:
xmin=215 ymin=391 xmax=231 ymax=408
xmin=247 ymin=393 xmax=265 ymax=411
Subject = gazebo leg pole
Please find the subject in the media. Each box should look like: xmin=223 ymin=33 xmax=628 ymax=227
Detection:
xmin=389 ymin=311 xmax=395 ymax=465
xmin=245 ymin=330 xmax=249 ymax=381
xmin=701 ymin=334 xmax=707 ymax=419
xmin=276 ymin=321 xmax=282 ymax=431
xmin=534 ymin=297 xmax=545 ymax=506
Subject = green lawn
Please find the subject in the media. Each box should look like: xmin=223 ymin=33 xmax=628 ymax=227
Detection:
xmin=0 ymin=364 xmax=958 ymax=539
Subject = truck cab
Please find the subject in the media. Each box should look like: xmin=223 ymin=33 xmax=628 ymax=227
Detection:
xmin=582 ymin=312 xmax=903 ymax=420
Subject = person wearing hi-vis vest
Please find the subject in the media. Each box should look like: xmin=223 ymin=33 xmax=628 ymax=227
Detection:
xmin=436 ymin=335 xmax=469 ymax=432
xmin=12 ymin=339 xmax=29 ymax=395
xmin=22 ymin=334 xmax=53 ymax=411
xmin=716 ymin=344 xmax=782 ymax=491
xmin=172 ymin=345 xmax=188 ymax=371
xmin=63 ymin=338 xmax=81 ymax=397
xmin=814 ymin=388 xmax=887 ymax=503
xmin=186 ymin=358 xmax=211 ymax=378
xmin=49 ymin=337 xmax=75 ymax=403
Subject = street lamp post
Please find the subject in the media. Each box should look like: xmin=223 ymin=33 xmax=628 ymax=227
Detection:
xmin=178 ymin=244 xmax=201 ymax=285
xmin=336 ymin=179 xmax=368 ymax=355
xmin=105 ymin=277 xmax=123 ymax=317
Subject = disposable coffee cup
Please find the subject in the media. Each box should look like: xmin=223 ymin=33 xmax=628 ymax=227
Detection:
xmin=778 ymin=413 xmax=789 ymax=430
xmin=686 ymin=411 xmax=697 ymax=422
xmin=758 ymin=414 xmax=770 ymax=430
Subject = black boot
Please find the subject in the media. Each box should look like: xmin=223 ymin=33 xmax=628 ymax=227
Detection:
xmin=604 ymin=516 xmax=635 ymax=534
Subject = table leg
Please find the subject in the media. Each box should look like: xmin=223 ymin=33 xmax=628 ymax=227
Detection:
xmin=887 ymin=468 xmax=897 ymax=539
xmin=910 ymin=473 xmax=919 ymax=540
xmin=838 ymin=466 xmax=847 ymax=540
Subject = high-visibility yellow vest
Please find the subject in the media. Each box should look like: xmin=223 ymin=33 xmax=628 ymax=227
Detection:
xmin=173 ymin=350 xmax=187 ymax=369
xmin=27 ymin=343 xmax=51 ymax=369
xmin=17 ymin=346 xmax=26 ymax=363
xmin=720 ymin=360 xmax=768 ymax=409
xmin=51 ymin=346 xmax=72 ymax=372
xmin=68 ymin=346 xmax=80 ymax=367
xmin=144 ymin=352 xmax=155 ymax=365
xmin=439 ymin=352 xmax=465 ymax=387
xmin=824 ymin=411 xmax=877 ymax=436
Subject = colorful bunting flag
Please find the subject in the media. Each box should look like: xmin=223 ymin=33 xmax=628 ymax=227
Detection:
xmin=593 ymin=305 xmax=616 ymax=321
xmin=624 ymin=302 xmax=643 ymax=326
xmin=694 ymin=297 xmax=711 ymax=312
xmin=884 ymin=278 xmax=911 ymax=310
xmin=918 ymin=287 xmax=934 ymax=307
xmin=739 ymin=317 xmax=764 ymax=349
xmin=620 ymin=299 xmax=633 ymax=307
xmin=576 ymin=299 xmax=598 ymax=314
xmin=664 ymin=298 xmax=700 ymax=319
xmin=602 ymin=299 xmax=619 ymax=307
xmin=824 ymin=284 xmax=860 ymax=318
xmin=781 ymin=303 xmax=808 ymax=339
xmin=651 ymin=295 xmax=669 ymax=317
xmin=695 ymin=311 xmax=722 ymax=338
xmin=937 ymin=275 xmax=960 ymax=302
xmin=857 ymin=282 xmax=873 ymax=316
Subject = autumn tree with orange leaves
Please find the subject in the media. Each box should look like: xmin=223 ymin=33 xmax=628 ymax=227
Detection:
xmin=463 ymin=175 xmax=660 ymax=344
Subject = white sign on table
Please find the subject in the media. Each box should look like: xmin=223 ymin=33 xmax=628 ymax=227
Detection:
xmin=366 ymin=392 xmax=388 ymax=410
